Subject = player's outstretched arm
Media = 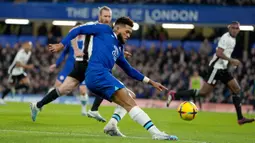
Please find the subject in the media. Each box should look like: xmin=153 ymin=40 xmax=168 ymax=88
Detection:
xmin=13 ymin=51 xmax=34 ymax=69
xmin=49 ymin=43 xmax=70 ymax=72
xmin=48 ymin=43 xmax=64 ymax=53
xmin=216 ymin=36 xmax=241 ymax=66
xmin=216 ymin=48 xmax=241 ymax=66
xmin=49 ymin=24 xmax=108 ymax=53
xmin=55 ymin=43 xmax=70 ymax=68
xmin=61 ymin=24 xmax=108 ymax=46
xmin=116 ymin=52 xmax=167 ymax=91
xmin=16 ymin=61 xmax=34 ymax=69
xmin=124 ymin=51 xmax=132 ymax=58
xmin=71 ymin=37 xmax=84 ymax=57
xmin=147 ymin=79 xmax=168 ymax=91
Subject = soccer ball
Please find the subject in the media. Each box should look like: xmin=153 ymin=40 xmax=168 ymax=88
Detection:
xmin=177 ymin=101 xmax=198 ymax=121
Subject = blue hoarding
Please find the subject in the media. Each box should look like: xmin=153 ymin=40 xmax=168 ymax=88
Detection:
xmin=0 ymin=3 xmax=254 ymax=24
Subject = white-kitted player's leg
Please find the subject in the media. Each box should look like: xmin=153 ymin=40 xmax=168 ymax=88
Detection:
xmin=79 ymin=84 xmax=88 ymax=116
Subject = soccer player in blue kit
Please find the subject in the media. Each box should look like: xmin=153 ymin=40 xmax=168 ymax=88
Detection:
xmin=47 ymin=17 xmax=178 ymax=140
xmin=48 ymin=22 xmax=88 ymax=115
xmin=30 ymin=7 xmax=137 ymax=124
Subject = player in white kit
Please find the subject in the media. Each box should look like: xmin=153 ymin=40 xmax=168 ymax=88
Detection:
xmin=0 ymin=42 xmax=33 ymax=104
xmin=166 ymin=21 xmax=254 ymax=125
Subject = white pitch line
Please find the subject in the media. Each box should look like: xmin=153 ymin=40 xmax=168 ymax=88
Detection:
xmin=0 ymin=129 xmax=206 ymax=143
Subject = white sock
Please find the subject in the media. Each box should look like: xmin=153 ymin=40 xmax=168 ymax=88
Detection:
xmin=129 ymin=106 xmax=161 ymax=135
xmin=80 ymin=94 xmax=88 ymax=112
xmin=110 ymin=105 xmax=127 ymax=125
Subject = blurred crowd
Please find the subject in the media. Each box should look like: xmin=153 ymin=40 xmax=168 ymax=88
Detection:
xmin=8 ymin=0 xmax=255 ymax=6
xmin=0 ymin=38 xmax=254 ymax=108
xmin=0 ymin=43 xmax=58 ymax=94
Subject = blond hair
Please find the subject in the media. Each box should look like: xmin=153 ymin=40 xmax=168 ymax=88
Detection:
xmin=98 ymin=6 xmax=111 ymax=15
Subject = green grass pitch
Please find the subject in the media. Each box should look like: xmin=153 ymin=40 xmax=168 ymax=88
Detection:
xmin=0 ymin=102 xmax=254 ymax=143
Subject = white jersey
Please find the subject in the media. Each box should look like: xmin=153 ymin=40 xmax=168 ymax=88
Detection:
xmin=8 ymin=49 xmax=31 ymax=75
xmin=209 ymin=32 xmax=236 ymax=69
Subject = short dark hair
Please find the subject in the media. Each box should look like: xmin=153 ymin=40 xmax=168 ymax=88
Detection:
xmin=115 ymin=16 xmax=134 ymax=28
xmin=75 ymin=22 xmax=83 ymax=26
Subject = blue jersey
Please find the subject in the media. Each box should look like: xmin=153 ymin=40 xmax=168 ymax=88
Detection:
xmin=56 ymin=39 xmax=86 ymax=85
xmin=61 ymin=23 xmax=144 ymax=82
xmin=56 ymin=39 xmax=85 ymax=67
xmin=56 ymin=42 xmax=75 ymax=68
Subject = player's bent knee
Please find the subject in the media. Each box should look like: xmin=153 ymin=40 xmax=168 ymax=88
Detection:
xmin=23 ymin=82 xmax=30 ymax=87
xmin=26 ymin=83 xmax=31 ymax=87
xmin=127 ymin=88 xmax=136 ymax=98
xmin=57 ymin=87 xmax=65 ymax=96
xmin=130 ymin=93 xmax=136 ymax=98
xmin=233 ymin=85 xmax=241 ymax=95
xmin=20 ymin=77 xmax=30 ymax=86
xmin=23 ymin=81 xmax=30 ymax=86
xmin=57 ymin=83 xmax=74 ymax=95
xmin=112 ymin=88 xmax=137 ymax=112
xmin=233 ymin=88 xmax=241 ymax=95
xmin=199 ymin=90 xmax=209 ymax=96
xmin=58 ymin=77 xmax=79 ymax=95
xmin=120 ymin=97 xmax=137 ymax=112
xmin=199 ymin=83 xmax=214 ymax=96
xmin=58 ymin=86 xmax=72 ymax=95
xmin=54 ymin=80 xmax=62 ymax=88
xmin=122 ymin=102 xmax=137 ymax=112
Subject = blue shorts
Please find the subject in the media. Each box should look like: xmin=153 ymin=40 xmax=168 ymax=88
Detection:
xmin=57 ymin=63 xmax=86 ymax=86
xmin=57 ymin=69 xmax=71 ymax=83
xmin=85 ymin=70 xmax=125 ymax=102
